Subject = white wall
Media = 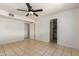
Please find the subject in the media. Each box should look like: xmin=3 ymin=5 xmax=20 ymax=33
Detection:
xmin=35 ymin=17 xmax=50 ymax=42
xmin=0 ymin=16 xmax=25 ymax=44
xmin=35 ymin=8 xmax=79 ymax=49
xmin=75 ymin=8 xmax=79 ymax=49
xmin=51 ymin=9 xmax=78 ymax=49
xmin=0 ymin=9 xmax=34 ymax=44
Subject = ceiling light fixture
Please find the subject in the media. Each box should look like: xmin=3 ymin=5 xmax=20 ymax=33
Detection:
xmin=28 ymin=12 xmax=33 ymax=15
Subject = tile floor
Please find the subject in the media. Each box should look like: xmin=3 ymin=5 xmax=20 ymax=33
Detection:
xmin=0 ymin=39 xmax=79 ymax=56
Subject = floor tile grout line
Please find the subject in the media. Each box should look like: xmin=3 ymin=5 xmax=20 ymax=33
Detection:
xmin=61 ymin=46 xmax=65 ymax=56
xmin=71 ymin=48 xmax=72 ymax=56
xmin=52 ymin=46 xmax=58 ymax=56
xmin=60 ymin=46 xmax=64 ymax=56
xmin=2 ymin=45 xmax=6 ymax=56
xmin=7 ymin=45 xmax=19 ymax=56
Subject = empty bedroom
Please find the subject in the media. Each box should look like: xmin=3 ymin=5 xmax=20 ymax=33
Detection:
xmin=0 ymin=3 xmax=79 ymax=56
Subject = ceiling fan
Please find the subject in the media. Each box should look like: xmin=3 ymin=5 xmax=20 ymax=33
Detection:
xmin=16 ymin=3 xmax=43 ymax=17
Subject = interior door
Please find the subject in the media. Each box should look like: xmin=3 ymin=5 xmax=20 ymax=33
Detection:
xmin=53 ymin=19 xmax=57 ymax=42
xmin=50 ymin=18 xmax=57 ymax=43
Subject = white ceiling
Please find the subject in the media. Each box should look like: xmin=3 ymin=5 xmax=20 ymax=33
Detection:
xmin=0 ymin=3 xmax=79 ymax=18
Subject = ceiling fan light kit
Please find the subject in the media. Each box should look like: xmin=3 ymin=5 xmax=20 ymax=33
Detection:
xmin=16 ymin=3 xmax=43 ymax=17
xmin=28 ymin=12 xmax=33 ymax=15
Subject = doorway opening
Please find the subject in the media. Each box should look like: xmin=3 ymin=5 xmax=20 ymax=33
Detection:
xmin=50 ymin=18 xmax=57 ymax=43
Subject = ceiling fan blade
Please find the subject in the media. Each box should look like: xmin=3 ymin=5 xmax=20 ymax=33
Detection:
xmin=33 ymin=13 xmax=38 ymax=17
xmin=32 ymin=9 xmax=43 ymax=12
xmin=26 ymin=13 xmax=29 ymax=16
xmin=16 ymin=9 xmax=27 ymax=12
xmin=26 ymin=3 xmax=32 ymax=11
